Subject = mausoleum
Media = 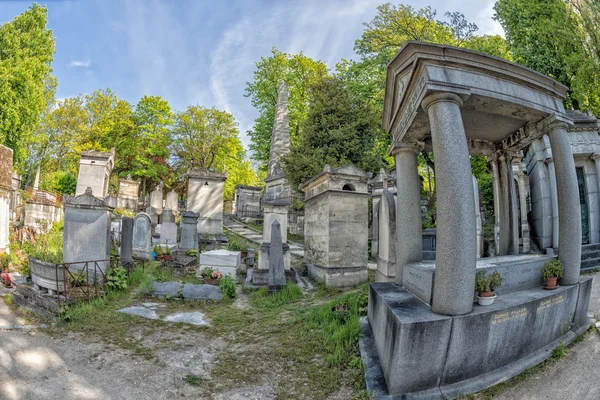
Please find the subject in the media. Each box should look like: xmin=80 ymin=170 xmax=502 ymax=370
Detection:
xmin=361 ymin=42 xmax=593 ymax=398
xmin=75 ymin=149 xmax=115 ymax=198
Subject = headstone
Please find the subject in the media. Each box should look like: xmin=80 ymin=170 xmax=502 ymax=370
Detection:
xmin=179 ymin=211 xmax=199 ymax=251
xmin=63 ymin=187 xmax=113 ymax=278
xmin=247 ymin=248 xmax=255 ymax=267
xmin=376 ymin=187 xmax=396 ymax=282
xmin=150 ymin=186 xmax=163 ymax=211
xmin=133 ymin=213 xmax=152 ymax=260
xmin=161 ymin=209 xmax=175 ymax=224
xmin=268 ymin=221 xmax=286 ymax=292
xmin=160 ymin=222 xmax=177 ymax=246
xmin=187 ymin=170 xmax=227 ymax=235
xmin=165 ymin=190 xmax=178 ymax=212
xmin=121 ymin=217 xmax=134 ymax=266
xmin=117 ymin=176 xmax=140 ymax=211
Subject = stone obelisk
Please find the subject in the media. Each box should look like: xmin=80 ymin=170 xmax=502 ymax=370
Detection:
xmin=253 ymin=82 xmax=292 ymax=284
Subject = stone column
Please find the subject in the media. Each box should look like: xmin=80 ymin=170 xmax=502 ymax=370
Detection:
xmin=422 ymin=92 xmax=476 ymax=316
xmin=545 ymin=156 xmax=559 ymax=249
xmin=121 ymin=217 xmax=134 ymax=267
xmin=497 ymin=154 xmax=511 ymax=255
xmin=473 ymin=175 xmax=483 ymax=258
xmin=489 ymin=157 xmax=501 ymax=256
xmin=516 ymin=169 xmax=531 ymax=253
xmin=392 ymin=143 xmax=422 ymax=285
xmin=548 ymin=121 xmax=582 ymax=285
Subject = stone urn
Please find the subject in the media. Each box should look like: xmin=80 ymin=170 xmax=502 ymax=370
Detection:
xmin=29 ymin=257 xmax=66 ymax=294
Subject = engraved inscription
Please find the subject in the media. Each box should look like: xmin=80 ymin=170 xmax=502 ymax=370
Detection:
xmin=537 ymin=294 xmax=564 ymax=311
xmin=491 ymin=307 xmax=529 ymax=325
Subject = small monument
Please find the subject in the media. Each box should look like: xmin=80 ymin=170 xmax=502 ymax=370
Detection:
xmin=121 ymin=217 xmax=134 ymax=267
xmin=375 ymin=175 xmax=396 ymax=282
xmin=117 ymin=175 xmax=140 ymax=212
xmin=132 ymin=213 xmax=152 ymax=260
xmin=179 ymin=211 xmax=199 ymax=252
xmin=147 ymin=183 xmax=164 ymax=228
xmin=63 ymin=187 xmax=113 ymax=276
xmin=300 ymin=165 xmax=370 ymax=287
xmin=75 ymin=149 xmax=115 ymax=198
xmin=165 ymin=190 xmax=179 ymax=213
xmin=268 ymin=221 xmax=286 ymax=292
xmin=235 ymin=184 xmax=262 ymax=219
xmin=368 ymin=168 xmax=397 ymax=259
xmin=187 ymin=170 xmax=227 ymax=236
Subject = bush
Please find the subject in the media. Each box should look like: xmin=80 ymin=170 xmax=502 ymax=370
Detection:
xmin=185 ymin=249 xmax=199 ymax=257
xmin=113 ymin=208 xmax=135 ymax=218
xmin=475 ymin=270 xmax=503 ymax=293
xmin=542 ymin=259 xmax=564 ymax=280
xmin=199 ymin=267 xmax=214 ymax=278
xmin=219 ymin=275 xmax=236 ymax=298
xmin=22 ymin=221 xmax=63 ymax=264
xmin=228 ymin=239 xmax=245 ymax=252
xmin=106 ymin=266 xmax=128 ymax=291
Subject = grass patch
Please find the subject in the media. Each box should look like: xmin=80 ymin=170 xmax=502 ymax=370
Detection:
xmin=250 ymin=284 xmax=303 ymax=308
xmin=183 ymin=374 xmax=203 ymax=386
xmin=3 ymin=292 xmax=14 ymax=306
xmin=288 ymin=233 xmax=304 ymax=244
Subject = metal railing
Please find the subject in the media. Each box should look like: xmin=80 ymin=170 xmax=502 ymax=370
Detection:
xmin=237 ymin=204 xmax=263 ymax=219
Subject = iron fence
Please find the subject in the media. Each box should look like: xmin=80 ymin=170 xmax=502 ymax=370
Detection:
xmin=237 ymin=204 xmax=263 ymax=219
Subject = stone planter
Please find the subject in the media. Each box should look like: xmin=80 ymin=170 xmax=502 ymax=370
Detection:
xmin=29 ymin=257 xmax=66 ymax=294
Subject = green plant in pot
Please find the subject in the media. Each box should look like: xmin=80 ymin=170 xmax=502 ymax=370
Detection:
xmin=153 ymin=245 xmax=164 ymax=260
xmin=541 ymin=259 xmax=563 ymax=290
xmin=163 ymin=245 xmax=172 ymax=261
xmin=475 ymin=270 xmax=503 ymax=306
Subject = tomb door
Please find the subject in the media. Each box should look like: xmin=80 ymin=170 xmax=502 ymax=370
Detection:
xmin=576 ymin=167 xmax=590 ymax=244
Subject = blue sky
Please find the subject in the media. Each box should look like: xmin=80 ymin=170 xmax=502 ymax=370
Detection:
xmin=1 ymin=0 xmax=503 ymax=150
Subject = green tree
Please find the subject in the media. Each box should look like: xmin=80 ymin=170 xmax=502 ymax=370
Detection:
xmin=282 ymin=77 xmax=383 ymax=189
xmin=130 ymin=95 xmax=174 ymax=195
xmin=245 ymin=48 xmax=329 ymax=167
xmin=0 ymin=4 xmax=56 ymax=170
xmin=494 ymin=0 xmax=600 ymax=114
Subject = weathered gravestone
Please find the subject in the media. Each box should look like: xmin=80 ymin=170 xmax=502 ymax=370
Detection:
xmin=165 ymin=190 xmax=178 ymax=213
xmin=63 ymin=188 xmax=112 ymax=278
xmin=160 ymin=222 xmax=178 ymax=247
xmin=268 ymin=221 xmax=286 ymax=292
xmin=132 ymin=213 xmax=152 ymax=260
xmin=376 ymin=187 xmax=396 ymax=282
xmin=121 ymin=217 xmax=134 ymax=267
xmin=179 ymin=211 xmax=199 ymax=252
xmin=161 ymin=209 xmax=175 ymax=224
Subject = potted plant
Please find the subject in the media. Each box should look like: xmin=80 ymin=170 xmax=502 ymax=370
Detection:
xmin=163 ymin=245 xmax=172 ymax=261
xmin=200 ymin=267 xmax=221 ymax=284
xmin=154 ymin=245 xmax=164 ymax=260
xmin=475 ymin=270 xmax=503 ymax=306
xmin=541 ymin=259 xmax=563 ymax=290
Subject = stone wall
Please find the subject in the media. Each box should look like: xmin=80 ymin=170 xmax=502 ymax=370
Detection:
xmin=0 ymin=145 xmax=13 ymax=254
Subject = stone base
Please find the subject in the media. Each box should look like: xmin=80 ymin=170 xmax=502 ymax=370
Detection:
xmin=403 ymin=254 xmax=556 ymax=305
xmin=257 ymin=242 xmax=291 ymax=270
xmin=376 ymin=258 xmax=395 ymax=282
xmin=308 ymin=263 xmax=368 ymax=288
xmin=250 ymin=268 xmax=297 ymax=286
xmin=364 ymin=278 xmax=593 ymax=398
xmin=197 ymin=218 xmax=224 ymax=236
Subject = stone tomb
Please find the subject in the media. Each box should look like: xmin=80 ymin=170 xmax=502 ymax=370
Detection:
xmin=362 ymin=42 xmax=593 ymax=397
xmin=132 ymin=213 xmax=152 ymax=260
xmin=198 ymin=249 xmax=241 ymax=278
xmin=300 ymin=165 xmax=369 ymax=287
xmin=116 ymin=176 xmax=140 ymax=211
xmin=63 ymin=188 xmax=113 ymax=278
xmin=75 ymin=149 xmax=115 ymax=198
xmin=187 ymin=170 xmax=227 ymax=235
xmin=235 ymin=184 xmax=262 ymax=219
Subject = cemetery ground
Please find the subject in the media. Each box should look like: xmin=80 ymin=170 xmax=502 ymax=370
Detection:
xmin=0 ymin=259 xmax=370 ymax=400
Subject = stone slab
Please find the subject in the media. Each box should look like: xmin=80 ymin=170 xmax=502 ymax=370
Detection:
xmin=163 ymin=311 xmax=210 ymax=326
xmin=308 ymin=263 xmax=368 ymax=288
xmin=182 ymin=283 xmax=222 ymax=300
xmin=199 ymin=250 xmax=241 ymax=267
xmin=118 ymin=306 xmax=159 ymax=320
xmin=160 ymin=221 xmax=177 ymax=245
xmin=403 ymin=254 xmax=555 ymax=305
xmin=152 ymin=281 xmax=182 ymax=298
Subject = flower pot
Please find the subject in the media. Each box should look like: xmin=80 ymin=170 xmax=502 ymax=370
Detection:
xmin=477 ymin=293 xmax=497 ymax=306
xmin=163 ymin=255 xmax=172 ymax=261
xmin=203 ymin=278 xmax=218 ymax=285
xmin=241 ymin=251 xmax=248 ymax=258
xmin=544 ymin=277 xmax=559 ymax=290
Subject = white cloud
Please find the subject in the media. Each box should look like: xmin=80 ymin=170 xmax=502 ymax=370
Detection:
xmin=68 ymin=60 xmax=90 ymax=68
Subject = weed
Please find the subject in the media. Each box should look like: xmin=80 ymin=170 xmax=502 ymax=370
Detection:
xmin=106 ymin=266 xmax=129 ymax=291
xmin=3 ymin=293 xmax=14 ymax=306
xmin=550 ymin=344 xmax=567 ymax=360
xmin=251 ymin=284 xmax=302 ymax=308
xmin=183 ymin=374 xmax=203 ymax=386
xmin=219 ymin=275 xmax=236 ymax=299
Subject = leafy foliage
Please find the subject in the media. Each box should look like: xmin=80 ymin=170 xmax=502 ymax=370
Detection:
xmin=282 ymin=77 xmax=383 ymax=189
xmin=218 ymin=275 xmax=236 ymax=299
xmin=245 ymin=48 xmax=329 ymax=168
xmin=22 ymin=221 xmax=63 ymax=264
xmin=475 ymin=270 xmax=504 ymax=293
xmin=541 ymin=259 xmax=564 ymax=280
xmin=0 ymin=4 xmax=56 ymax=171
xmin=106 ymin=266 xmax=129 ymax=291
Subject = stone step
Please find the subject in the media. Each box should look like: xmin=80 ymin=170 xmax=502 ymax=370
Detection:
xmin=582 ymin=243 xmax=600 ymax=252
xmin=581 ymin=249 xmax=600 ymax=261
xmin=581 ymin=257 xmax=600 ymax=271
